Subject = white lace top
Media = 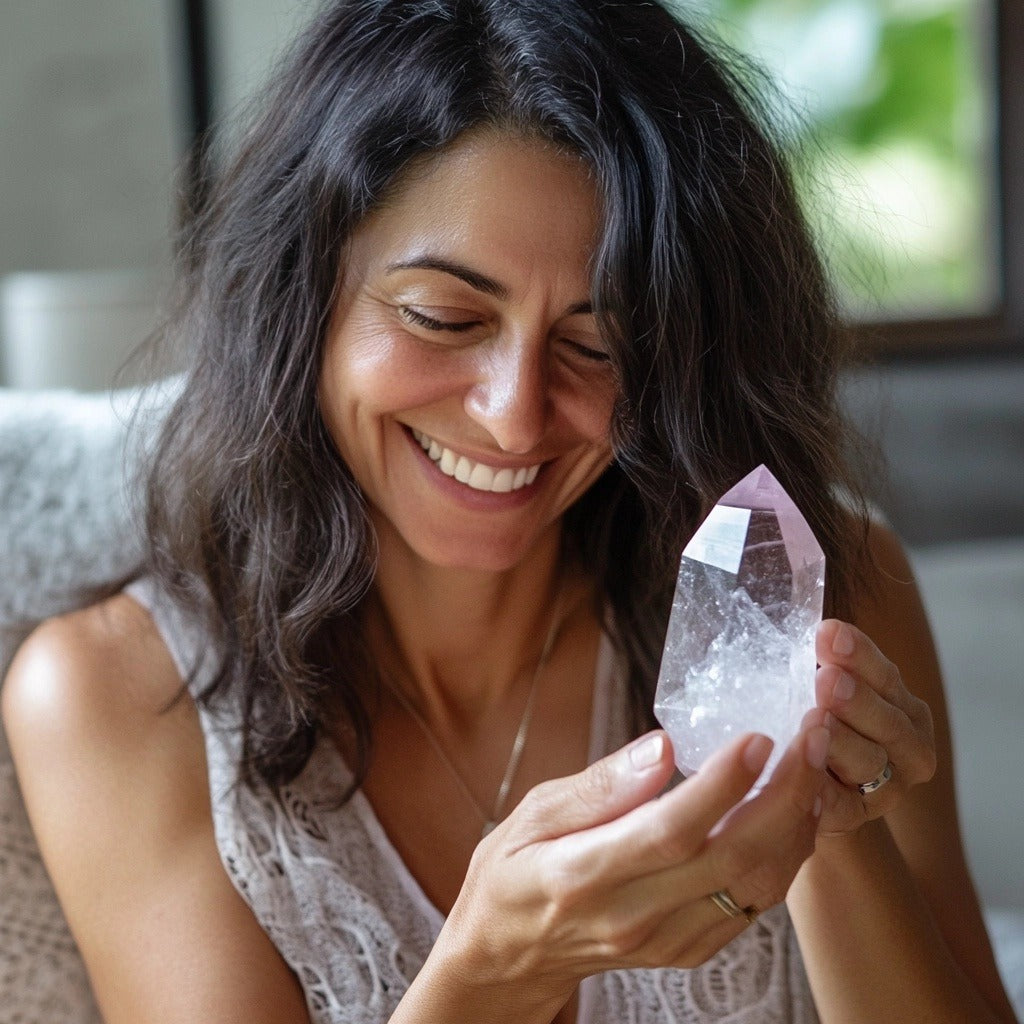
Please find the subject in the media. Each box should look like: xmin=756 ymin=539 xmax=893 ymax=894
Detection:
xmin=126 ymin=576 xmax=819 ymax=1024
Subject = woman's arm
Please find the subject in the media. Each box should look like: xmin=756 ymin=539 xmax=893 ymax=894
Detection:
xmin=1 ymin=596 xmax=310 ymax=1024
xmin=787 ymin=523 xmax=1018 ymax=1024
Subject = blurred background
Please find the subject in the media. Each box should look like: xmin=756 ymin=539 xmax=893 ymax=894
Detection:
xmin=0 ymin=0 xmax=1021 ymax=907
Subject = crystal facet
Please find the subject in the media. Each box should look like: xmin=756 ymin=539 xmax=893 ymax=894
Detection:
xmin=653 ymin=465 xmax=825 ymax=786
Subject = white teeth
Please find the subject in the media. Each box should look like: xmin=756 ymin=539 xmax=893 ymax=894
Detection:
xmin=467 ymin=462 xmax=495 ymax=489
xmin=409 ymin=428 xmax=542 ymax=493
xmin=492 ymin=468 xmax=515 ymax=493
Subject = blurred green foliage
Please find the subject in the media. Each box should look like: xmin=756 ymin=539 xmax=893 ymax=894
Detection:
xmin=679 ymin=0 xmax=994 ymax=317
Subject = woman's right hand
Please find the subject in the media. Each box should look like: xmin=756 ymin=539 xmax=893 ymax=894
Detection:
xmin=431 ymin=724 xmax=829 ymax=1017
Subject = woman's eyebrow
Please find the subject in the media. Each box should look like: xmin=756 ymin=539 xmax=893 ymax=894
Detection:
xmin=385 ymin=256 xmax=594 ymax=317
xmin=385 ymin=256 xmax=509 ymax=299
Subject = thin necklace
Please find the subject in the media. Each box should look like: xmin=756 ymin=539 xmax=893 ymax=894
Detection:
xmin=380 ymin=589 xmax=566 ymax=840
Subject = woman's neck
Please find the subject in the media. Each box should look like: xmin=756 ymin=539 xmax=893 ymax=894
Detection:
xmin=365 ymin=517 xmax=574 ymax=725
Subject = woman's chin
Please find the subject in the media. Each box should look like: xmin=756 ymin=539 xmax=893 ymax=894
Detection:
xmin=404 ymin=537 xmax=547 ymax=575
xmin=373 ymin=511 xmax=562 ymax=577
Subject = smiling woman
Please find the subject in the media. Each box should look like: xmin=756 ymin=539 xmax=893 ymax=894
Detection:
xmin=318 ymin=132 xmax=615 ymax=572
xmin=0 ymin=2 xmax=1017 ymax=1024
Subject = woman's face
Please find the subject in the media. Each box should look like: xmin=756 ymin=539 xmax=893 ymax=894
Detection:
xmin=318 ymin=131 xmax=617 ymax=573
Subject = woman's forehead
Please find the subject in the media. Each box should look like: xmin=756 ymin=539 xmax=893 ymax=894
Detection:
xmin=345 ymin=132 xmax=603 ymax=292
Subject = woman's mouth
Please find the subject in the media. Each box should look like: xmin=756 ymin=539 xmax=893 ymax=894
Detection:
xmin=410 ymin=428 xmax=541 ymax=493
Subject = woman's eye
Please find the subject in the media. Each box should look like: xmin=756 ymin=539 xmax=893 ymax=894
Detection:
xmin=399 ymin=306 xmax=481 ymax=333
xmin=565 ymin=339 xmax=611 ymax=363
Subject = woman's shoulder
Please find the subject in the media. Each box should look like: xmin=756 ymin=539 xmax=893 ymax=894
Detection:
xmin=0 ymin=593 xmax=210 ymax=849
xmin=849 ymin=517 xmax=928 ymax=641
xmin=2 ymin=592 xmax=188 ymax=756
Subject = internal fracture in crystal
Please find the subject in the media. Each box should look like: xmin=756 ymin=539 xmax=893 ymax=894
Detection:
xmin=653 ymin=465 xmax=825 ymax=786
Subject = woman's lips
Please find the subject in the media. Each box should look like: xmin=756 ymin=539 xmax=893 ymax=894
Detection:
xmin=409 ymin=427 xmax=541 ymax=494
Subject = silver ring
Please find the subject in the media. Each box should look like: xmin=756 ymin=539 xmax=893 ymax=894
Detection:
xmin=709 ymin=889 xmax=759 ymax=924
xmin=857 ymin=761 xmax=893 ymax=796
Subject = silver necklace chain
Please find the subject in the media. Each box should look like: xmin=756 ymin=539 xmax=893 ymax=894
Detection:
xmin=380 ymin=590 xmax=566 ymax=840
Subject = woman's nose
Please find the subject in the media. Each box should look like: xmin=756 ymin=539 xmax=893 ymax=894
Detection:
xmin=464 ymin=340 xmax=549 ymax=455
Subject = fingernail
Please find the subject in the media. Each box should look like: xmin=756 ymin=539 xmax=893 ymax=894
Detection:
xmin=813 ymin=794 xmax=823 ymax=819
xmin=743 ymin=734 xmax=774 ymax=773
xmin=833 ymin=673 xmax=855 ymax=702
xmin=833 ymin=624 xmax=855 ymax=656
xmin=629 ymin=733 xmax=664 ymax=771
xmin=806 ymin=727 xmax=830 ymax=770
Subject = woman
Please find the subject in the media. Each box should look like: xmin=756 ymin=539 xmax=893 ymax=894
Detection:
xmin=2 ymin=1 xmax=1016 ymax=1022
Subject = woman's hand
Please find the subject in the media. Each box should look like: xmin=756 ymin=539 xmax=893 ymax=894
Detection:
xmin=808 ymin=618 xmax=937 ymax=838
xmin=430 ymin=723 xmax=829 ymax=1017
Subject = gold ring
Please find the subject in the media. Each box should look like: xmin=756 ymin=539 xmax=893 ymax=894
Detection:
xmin=708 ymin=888 xmax=759 ymax=924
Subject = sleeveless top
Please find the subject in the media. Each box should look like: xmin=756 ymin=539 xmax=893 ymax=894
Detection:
xmin=125 ymin=576 xmax=819 ymax=1024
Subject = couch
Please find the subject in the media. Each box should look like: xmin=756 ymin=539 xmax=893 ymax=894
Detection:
xmin=1 ymin=382 xmax=1021 ymax=1022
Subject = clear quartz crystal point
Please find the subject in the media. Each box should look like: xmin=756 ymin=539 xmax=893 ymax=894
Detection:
xmin=654 ymin=465 xmax=825 ymax=787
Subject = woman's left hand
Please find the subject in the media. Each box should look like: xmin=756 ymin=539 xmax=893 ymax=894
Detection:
xmin=807 ymin=619 xmax=937 ymax=838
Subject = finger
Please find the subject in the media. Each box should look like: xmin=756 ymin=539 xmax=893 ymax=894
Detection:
xmin=800 ymin=705 xmax=885 ymax=817
xmin=815 ymin=771 xmax=871 ymax=837
xmin=701 ymin=726 xmax=827 ymax=912
xmin=731 ymin=725 xmax=828 ymax=827
xmin=583 ymin=825 xmax=763 ymax=961
xmin=814 ymin=661 xmax=936 ymax=788
xmin=817 ymin=706 xmax=889 ymax=790
xmin=816 ymin=619 xmax=914 ymax=714
xmin=559 ymin=731 xmax=813 ymax=961
xmin=815 ymin=662 xmax=911 ymax=755
xmin=558 ymin=732 xmax=775 ymax=883
xmin=798 ymin=704 xmax=888 ymax=790
xmin=627 ymin=732 xmax=776 ymax=867
xmin=505 ymin=731 xmax=675 ymax=847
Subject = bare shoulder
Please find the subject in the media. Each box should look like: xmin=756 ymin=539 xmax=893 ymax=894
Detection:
xmin=1 ymin=591 xmax=210 ymax=891
xmin=846 ymin=517 xmax=943 ymax=701
xmin=2 ymin=592 xmax=188 ymax=759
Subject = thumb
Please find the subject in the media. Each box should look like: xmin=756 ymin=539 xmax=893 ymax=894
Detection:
xmin=507 ymin=731 xmax=675 ymax=845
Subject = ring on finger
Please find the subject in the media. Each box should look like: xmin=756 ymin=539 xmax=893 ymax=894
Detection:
xmin=856 ymin=760 xmax=893 ymax=796
xmin=708 ymin=889 xmax=759 ymax=925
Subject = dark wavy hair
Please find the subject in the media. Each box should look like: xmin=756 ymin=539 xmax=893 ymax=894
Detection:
xmin=145 ymin=0 xmax=870 ymax=794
